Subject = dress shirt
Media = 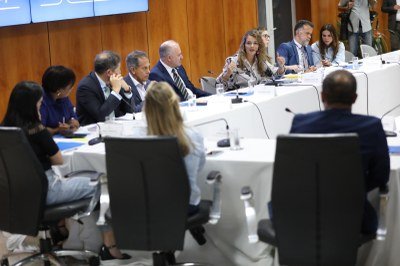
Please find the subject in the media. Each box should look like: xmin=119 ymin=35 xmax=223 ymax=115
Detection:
xmin=40 ymin=91 xmax=77 ymax=129
xmin=397 ymin=0 xmax=400 ymax=21
xmin=311 ymin=41 xmax=346 ymax=66
xmin=95 ymin=72 xmax=122 ymax=101
xmin=159 ymin=60 xmax=193 ymax=97
xmin=339 ymin=0 xmax=373 ymax=33
xmin=128 ymin=73 xmax=146 ymax=101
xmin=294 ymin=39 xmax=308 ymax=69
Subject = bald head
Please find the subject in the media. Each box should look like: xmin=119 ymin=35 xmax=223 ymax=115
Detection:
xmin=322 ymin=70 xmax=357 ymax=108
xmin=159 ymin=40 xmax=183 ymax=68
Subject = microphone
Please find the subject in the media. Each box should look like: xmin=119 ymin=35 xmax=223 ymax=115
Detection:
xmin=88 ymin=123 xmax=103 ymax=145
xmin=380 ymin=104 xmax=400 ymax=137
xmin=285 ymin=107 xmax=296 ymax=115
xmin=121 ymin=97 xmax=136 ymax=120
xmin=193 ymin=118 xmax=231 ymax=147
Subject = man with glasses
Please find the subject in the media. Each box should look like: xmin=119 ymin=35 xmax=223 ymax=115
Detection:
xmin=277 ymin=20 xmax=317 ymax=73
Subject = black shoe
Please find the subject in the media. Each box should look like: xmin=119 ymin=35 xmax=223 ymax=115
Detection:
xmin=99 ymin=245 xmax=131 ymax=265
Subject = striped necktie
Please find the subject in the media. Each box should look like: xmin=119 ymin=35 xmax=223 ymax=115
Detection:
xmin=301 ymin=47 xmax=309 ymax=69
xmin=172 ymin=68 xmax=189 ymax=101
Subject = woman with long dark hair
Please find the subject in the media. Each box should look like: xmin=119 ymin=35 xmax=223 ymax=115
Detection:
xmin=2 ymin=81 xmax=131 ymax=263
xmin=311 ymin=24 xmax=345 ymax=67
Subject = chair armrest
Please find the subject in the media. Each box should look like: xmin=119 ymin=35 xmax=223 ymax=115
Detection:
xmin=64 ymin=170 xmax=103 ymax=182
xmin=68 ymin=172 xmax=104 ymax=221
xmin=206 ymin=171 xmax=222 ymax=224
xmin=240 ymin=186 xmax=259 ymax=243
xmin=96 ymin=175 xmax=110 ymax=227
xmin=377 ymin=184 xmax=389 ymax=240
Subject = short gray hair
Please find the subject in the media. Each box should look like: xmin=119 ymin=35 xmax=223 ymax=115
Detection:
xmin=126 ymin=50 xmax=148 ymax=69
xmin=159 ymin=40 xmax=178 ymax=59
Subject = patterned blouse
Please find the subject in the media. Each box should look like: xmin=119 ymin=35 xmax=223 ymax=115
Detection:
xmin=216 ymin=54 xmax=279 ymax=90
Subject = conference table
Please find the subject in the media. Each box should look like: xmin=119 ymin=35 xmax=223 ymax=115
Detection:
xmin=56 ymin=54 xmax=400 ymax=266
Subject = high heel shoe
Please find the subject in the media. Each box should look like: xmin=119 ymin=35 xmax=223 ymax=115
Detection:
xmin=99 ymin=244 xmax=131 ymax=265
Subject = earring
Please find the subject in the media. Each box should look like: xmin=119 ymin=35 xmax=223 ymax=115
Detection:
xmin=57 ymin=91 xmax=61 ymax=96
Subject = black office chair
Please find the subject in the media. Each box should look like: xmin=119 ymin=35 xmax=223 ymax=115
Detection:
xmin=0 ymin=127 xmax=102 ymax=266
xmin=101 ymin=136 xmax=222 ymax=266
xmin=241 ymin=134 xmax=388 ymax=266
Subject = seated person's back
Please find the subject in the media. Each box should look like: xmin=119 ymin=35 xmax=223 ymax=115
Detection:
xmin=290 ymin=70 xmax=390 ymax=234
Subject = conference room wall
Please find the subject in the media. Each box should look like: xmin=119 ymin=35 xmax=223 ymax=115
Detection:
xmin=0 ymin=0 xmax=258 ymax=119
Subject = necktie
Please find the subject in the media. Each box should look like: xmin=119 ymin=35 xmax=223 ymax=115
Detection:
xmin=103 ymin=86 xmax=115 ymax=119
xmin=301 ymin=47 xmax=309 ymax=69
xmin=103 ymin=86 xmax=111 ymax=99
xmin=172 ymin=69 xmax=189 ymax=101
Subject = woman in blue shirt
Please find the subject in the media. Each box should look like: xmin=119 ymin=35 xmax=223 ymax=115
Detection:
xmin=311 ymin=24 xmax=345 ymax=67
xmin=40 ymin=66 xmax=79 ymax=135
xmin=144 ymin=81 xmax=206 ymax=215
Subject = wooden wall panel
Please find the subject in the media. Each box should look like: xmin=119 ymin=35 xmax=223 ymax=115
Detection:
xmin=146 ymin=0 xmax=191 ymax=73
xmin=295 ymin=0 xmax=311 ymax=21
xmin=0 ymin=23 xmax=50 ymax=117
xmin=187 ymin=0 xmax=226 ymax=85
xmin=100 ymin=13 xmax=148 ymax=74
xmin=0 ymin=0 xmax=259 ymax=118
xmin=222 ymin=0 xmax=259 ymax=56
xmin=48 ymin=18 xmax=102 ymax=105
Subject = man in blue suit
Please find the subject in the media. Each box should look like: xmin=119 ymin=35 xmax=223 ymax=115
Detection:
xmin=277 ymin=20 xmax=317 ymax=74
xmin=149 ymin=40 xmax=210 ymax=101
xmin=290 ymin=70 xmax=390 ymax=234
xmin=123 ymin=50 xmax=151 ymax=113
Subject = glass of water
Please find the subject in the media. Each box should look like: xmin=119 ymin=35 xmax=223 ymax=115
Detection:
xmin=187 ymin=94 xmax=197 ymax=111
xmin=352 ymin=57 xmax=359 ymax=70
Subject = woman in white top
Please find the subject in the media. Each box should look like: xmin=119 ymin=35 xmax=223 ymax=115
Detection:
xmin=311 ymin=24 xmax=345 ymax=67
xmin=216 ymin=30 xmax=285 ymax=91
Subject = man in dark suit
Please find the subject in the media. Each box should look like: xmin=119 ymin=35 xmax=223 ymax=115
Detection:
xmin=123 ymin=50 xmax=150 ymax=113
xmin=290 ymin=69 xmax=390 ymax=234
xmin=149 ymin=40 xmax=210 ymax=101
xmin=381 ymin=0 xmax=400 ymax=51
xmin=76 ymin=50 xmax=134 ymax=125
xmin=277 ymin=20 xmax=317 ymax=74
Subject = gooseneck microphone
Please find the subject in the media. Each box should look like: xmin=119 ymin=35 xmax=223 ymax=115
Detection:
xmin=121 ymin=97 xmax=136 ymax=120
xmin=285 ymin=107 xmax=297 ymax=115
xmin=380 ymin=103 xmax=400 ymax=137
xmin=88 ymin=123 xmax=103 ymax=146
xmin=193 ymin=118 xmax=231 ymax=147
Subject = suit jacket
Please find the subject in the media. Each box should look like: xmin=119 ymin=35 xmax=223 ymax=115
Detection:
xmin=149 ymin=60 xmax=210 ymax=101
xmin=276 ymin=40 xmax=314 ymax=73
xmin=76 ymin=71 xmax=134 ymax=125
xmin=290 ymin=108 xmax=390 ymax=234
xmin=123 ymin=75 xmax=148 ymax=113
xmin=381 ymin=0 xmax=398 ymax=31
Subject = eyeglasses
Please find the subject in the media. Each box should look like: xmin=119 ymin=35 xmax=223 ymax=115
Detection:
xmin=262 ymin=34 xmax=270 ymax=39
xmin=245 ymin=41 xmax=259 ymax=46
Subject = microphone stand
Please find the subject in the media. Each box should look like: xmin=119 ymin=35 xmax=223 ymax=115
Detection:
xmin=193 ymin=118 xmax=231 ymax=147
xmin=381 ymin=103 xmax=400 ymax=137
xmin=88 ymin=123 xmax=103 ymax=145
